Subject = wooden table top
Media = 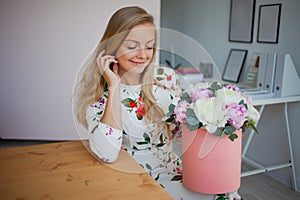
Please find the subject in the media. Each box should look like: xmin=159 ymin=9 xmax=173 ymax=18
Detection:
xmin=0 ymin=141 xmax=173 ymax=200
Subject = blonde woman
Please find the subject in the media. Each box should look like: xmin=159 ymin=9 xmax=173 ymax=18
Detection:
xmin=73 ymin=6 xmax=240 ymax=200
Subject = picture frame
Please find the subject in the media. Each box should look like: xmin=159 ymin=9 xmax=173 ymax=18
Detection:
xmin=222 ymin=49 xmax=248 ymax=83
xmin=229 ymin=0 xmax=255 ymax=43
xmin=257 ymin=4 xmax=281 ymax=43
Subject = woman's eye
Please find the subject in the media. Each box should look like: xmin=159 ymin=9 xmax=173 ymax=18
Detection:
xmin=127 ymin=45 xmax=137 ymax=50
xmin=146 ymin=46 xmax=154 ymax=50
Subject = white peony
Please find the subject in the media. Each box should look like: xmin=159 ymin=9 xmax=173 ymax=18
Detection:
xmin=194 ymin=97 xmax=228 ymax=133
xmin=215 ymin=87 xmax=244 ymax=106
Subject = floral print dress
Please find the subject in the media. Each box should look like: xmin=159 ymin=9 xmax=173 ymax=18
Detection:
xmin=86 ymin=66 xmax=215 ymax=200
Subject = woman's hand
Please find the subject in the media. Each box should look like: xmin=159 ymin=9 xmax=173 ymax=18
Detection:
xmin=97 ymin=50 xmax=120 ymax=87
xmin=97 ymin=50 xmax=122 ymax=130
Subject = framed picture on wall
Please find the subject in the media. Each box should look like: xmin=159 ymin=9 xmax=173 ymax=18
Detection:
xmin=229 ymin=0 xmax=256 ymax=43
xmin=222 ymin=49 xmax=248 ymax=83
xmin=257 ymin=4 xmax=282 ymax=43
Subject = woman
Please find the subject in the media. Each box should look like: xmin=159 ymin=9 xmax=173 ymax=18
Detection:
xmin=73 ymin=6 xmax=240 ymax=200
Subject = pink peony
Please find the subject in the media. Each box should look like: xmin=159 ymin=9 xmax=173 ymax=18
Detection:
xmin=225 ymin=103 xmax=248 ymax=129
xmin=174 ymin=100 xmax=190 ymax=123
xmin=191 ymin=88 xmax=213 ymax=102
xmin=225 ymin=85 xmax=241 ymax=93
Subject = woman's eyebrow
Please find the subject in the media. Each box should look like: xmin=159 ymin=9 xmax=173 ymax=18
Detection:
xmin=124 ymin=39 xmax=155 ymax=43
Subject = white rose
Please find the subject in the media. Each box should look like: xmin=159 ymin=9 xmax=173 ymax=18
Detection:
xmin=194 ymin=97 xmax=227 ymax=133
xmin=216 ymin=88 xmax=244 ymax=105
xmin=248 ymin=105 xmax=260 ymax=123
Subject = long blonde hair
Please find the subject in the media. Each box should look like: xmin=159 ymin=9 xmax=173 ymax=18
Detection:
xmin=73 ymin=6 xmax=164 ymax=128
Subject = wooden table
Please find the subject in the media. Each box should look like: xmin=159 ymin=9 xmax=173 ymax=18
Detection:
xmin=0 ymin=141 xmax=173 ymax=200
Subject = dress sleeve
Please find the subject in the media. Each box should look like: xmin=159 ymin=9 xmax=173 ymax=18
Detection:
xmin=86 ymin=94 xmax=122 ymax=163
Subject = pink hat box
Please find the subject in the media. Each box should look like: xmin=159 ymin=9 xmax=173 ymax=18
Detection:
xmin=182 ymin=125 xmax=242 ymax=194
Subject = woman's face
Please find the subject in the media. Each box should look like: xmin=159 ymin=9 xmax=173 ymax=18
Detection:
xmin=116 ymin=22 xmax=155 ymax=77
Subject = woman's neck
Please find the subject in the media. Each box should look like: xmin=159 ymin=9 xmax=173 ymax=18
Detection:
xmin=120 ymin=73 xmax=142 ymax=85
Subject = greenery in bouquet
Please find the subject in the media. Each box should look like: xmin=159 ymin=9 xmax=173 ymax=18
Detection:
xmin=165 ymin=81 xmax=260 ymax=141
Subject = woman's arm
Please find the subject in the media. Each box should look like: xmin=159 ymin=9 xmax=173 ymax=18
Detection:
xmin=97 ymin=49 xmax=122 ymax=130
xmin=86 ymin=50 xmax=123 ymax=163
xmin=86 ymin=94 xmax=123 ymax=163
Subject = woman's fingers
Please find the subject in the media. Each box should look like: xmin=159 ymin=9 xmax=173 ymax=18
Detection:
xmin=96 ymin=50 xmax=120 ymax=86
xmin=97 ymin=50 xmax=117 ymax=74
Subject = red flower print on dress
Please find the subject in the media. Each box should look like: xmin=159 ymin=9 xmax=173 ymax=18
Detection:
xmin=166 ymin=75 xmax=172 ymax=81
xmin=121 ymin=93 xmax=145 ymax=120
xmin=135 ymin=104 xmax=145 ymax=120
xmin=129 ymin=101 xmax=138 ymax=108
xmin=138 ymin=96 xmax=144 ymax=102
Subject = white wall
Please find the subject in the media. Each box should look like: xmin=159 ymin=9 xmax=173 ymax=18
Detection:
xmin=0 ymin=0 xmax=161 ymax=140
xmin=161 ymin=0 xmax=300 ymax=76
xmin=161 ymin=0 xmax=300 ymax=190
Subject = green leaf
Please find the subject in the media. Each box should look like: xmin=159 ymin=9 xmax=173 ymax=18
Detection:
xmin=132 ymin=146 xmax=138 ymax=150
xmin=239 ymin=99 xmax=245 ymax=105
xmin=165 ymin=115 xmax=175 ymax=123
xmin=136 ymin=141 xmax=149 ymax=145
xmin=170 ymin=175 xmax=182 ymax=181
xmin=166 ymin=104 xmax=175 ymax=117
xmin=216 ymin=194 xmax=226 ymax=200
xmin=187 ymin=122 xmax=200 ymax=131
xmin=214 ymin=128 xmax=223 ymax=137
xmin=96 ymin=111 xmax=103 ymax=115
xmin=156 ymin=77 xmax=164 ymax=81
xmin=159 ymin=134 xmax=164 ymax=144
xmin=180 ymin=92 xmax=192 ymax=102
xmin=121 ymin=98 xmax=135 ymax=107
xmin=145 ymin=163 xmax=152 ymax=170
xmin=224 ymin=126 xmax=236 ymax=135
xmin=157 ymin=67 xmax=164 ymax=75
xmin=155 ymin=174 xmax=160 ymax=181
xmin=136 ymin=115 xmax=143 ymax=120
xmin=210 ymin=81 xmax=223 ymax=91
xmin=186 ymin=115 xmax=199 ymax=126
xmin=186 ymin=108 xmax=196 ymax=117
xmin=228 ymin=133 xmax=238 ymax=141
xmin=90 ymin=124 xmax=98 ymax=134
xmin=156 ymin=143 xmax=164 ymax=148
xmin=143 ymin=133 xmax=151 ymax=143
xmin=250 ymin=121 xmax=259 ymax=133
xmin=239 ymin=99 xmax=248 ymax=110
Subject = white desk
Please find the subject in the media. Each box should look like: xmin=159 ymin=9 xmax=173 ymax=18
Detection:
xmin=242 ymin=94 xmax=300 ymax=191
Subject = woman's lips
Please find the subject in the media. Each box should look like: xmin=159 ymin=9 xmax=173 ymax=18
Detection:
xmin=130 ymin=60 xmax=145 ymax=65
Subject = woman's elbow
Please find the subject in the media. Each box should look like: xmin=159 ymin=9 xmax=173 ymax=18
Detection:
xmin=89 ymin=142 xmax=120 ymax=163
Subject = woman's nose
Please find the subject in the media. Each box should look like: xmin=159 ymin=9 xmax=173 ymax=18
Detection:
xmin=136 ymin=48 xmax=146 ymax=58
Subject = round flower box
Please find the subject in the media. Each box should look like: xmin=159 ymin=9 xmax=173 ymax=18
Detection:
xmin=182 ymin=125 xmax=242 ymax=194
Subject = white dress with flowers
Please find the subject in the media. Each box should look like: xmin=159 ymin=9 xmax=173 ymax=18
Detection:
xmin=86 ymin=66 xmax=216 ymax=200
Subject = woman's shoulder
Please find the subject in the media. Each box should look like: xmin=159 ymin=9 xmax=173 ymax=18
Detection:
xmin=154 ymin=66 xmax=180 ymax=90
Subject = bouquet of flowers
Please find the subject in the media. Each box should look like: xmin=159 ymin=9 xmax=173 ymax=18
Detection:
xmin=166 ymin=81 xmax=260 ymax=141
